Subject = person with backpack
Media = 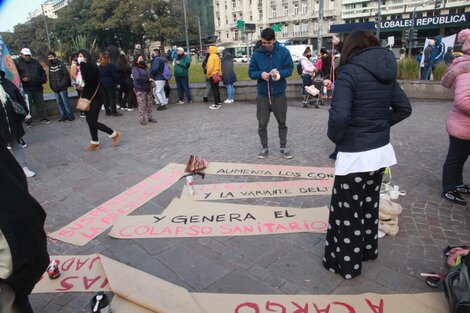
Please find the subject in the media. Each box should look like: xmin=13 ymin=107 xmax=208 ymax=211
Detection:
xmin=150 ymin=49 xmax=168 ymax=111
xmin=299 ymin=47 xmax=316 ymax=107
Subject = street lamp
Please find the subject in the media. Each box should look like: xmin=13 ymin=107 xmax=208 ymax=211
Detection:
xmin=407 ymin=0 xmax=435 ymax=58
xmin=182 ymin=0 xmax=190 ymax=54
xmin=194 ymin=15 xmax=203 ymax=55
xmin=317 ymin=0 xmax=324 ymax=51
xmin=41 ymin=4 xmax=51 ymax=49
xmin=376 ymin=0 xmax=382 ymax=40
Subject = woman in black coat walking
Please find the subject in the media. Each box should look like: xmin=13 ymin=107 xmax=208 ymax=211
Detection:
xmin=0 ymin=70 xmax=35 ymax=177
xmin=77 ymin=50 xmax=121 ymax=151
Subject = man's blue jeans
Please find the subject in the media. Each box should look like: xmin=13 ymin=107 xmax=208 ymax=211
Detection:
xmin=175 ymin=76 xmax=192 ymax=102
xmin=226 ymin=84 xmax=234 ymax=100
xmin=55 ymin=89 xmax=75 ymax=119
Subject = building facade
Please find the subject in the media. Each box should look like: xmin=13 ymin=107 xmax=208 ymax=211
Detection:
xmin=52 ymin=0 xmax=69 ymax=12
xmin=214 ymin=0 xmax=342 ymax=55
xmin=27 ymin=0 xmax=57 ymax=21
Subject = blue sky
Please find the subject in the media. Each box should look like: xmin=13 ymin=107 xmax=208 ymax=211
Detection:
xmin=0 ymin=0 xmax=46 ymax=32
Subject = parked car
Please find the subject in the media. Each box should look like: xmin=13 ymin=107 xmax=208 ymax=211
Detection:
xmin=233 ymin=55 xmax=248 ymax=63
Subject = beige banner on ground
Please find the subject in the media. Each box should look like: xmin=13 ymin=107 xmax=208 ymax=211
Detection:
xmin=33 ymin=254 xmax=448 ymax=313
xmin=49 ymin=163 xmax=186 ymax=246
xmin=180 ymin=179 xmax=333 ymax=201
xmin=204 ymin=162 xmax=335 ymax=180
xmin=108 ymin=199 xmax=329 ymax=239
xmin=33 ymin=255 xmax=110 ymax=293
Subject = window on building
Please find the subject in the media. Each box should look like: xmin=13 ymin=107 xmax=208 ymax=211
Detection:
xmin=294 ymin=24 xmax=300 ymax=36
xmin=301 ymin=3 xmax=307 ymax=14
xmin=226 ymin=32 xmax=229 ymax=38
xmin=272 ymin=8 xmax=277 ymax=17
xmin=217 ymin=17 xmax=221 ymax=26
xmin=250 ymin=15 xmax=253 ymax=21
xmin=259 ymin=10 xmax=263 ymax=19
xmin=302 ymin=22 xmax=308 ymax=34
xmin=282 ymin=24 xmax=289 ymax=37
xmin=225 ymin=18 xmax=228 ymax=24
xmin=232 ymin=0 xmax=236 ymax=8
xmin=233 ymin=13 xmax=237 ymax=22
xmin=238 ymin=0 xmax=242 ymax=7
xmin=284 ymin=6 xmax=288 ymax=16
xmin=250 ymin=0 xmax=252 ymax=4
xmin=235 ymin=30 xmax=239 ymax=41
xmin=294 ymin=4 xmax=299 ymax=15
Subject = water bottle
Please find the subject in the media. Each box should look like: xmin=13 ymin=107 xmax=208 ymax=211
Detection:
xmin=186 ymin=176 xmax=194 ymax=196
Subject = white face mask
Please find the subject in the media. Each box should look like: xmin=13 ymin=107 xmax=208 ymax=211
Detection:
xmin=77 ymin=56 xmax=85 ymax=64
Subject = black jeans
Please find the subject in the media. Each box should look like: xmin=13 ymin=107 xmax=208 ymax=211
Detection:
xmin=102 ymin=85 xmax=118 ymax=113
xmin=256 ymin=94 xmax=288 ymax=149
xmin=118 ymin=88 xmax=132 ymax=109
xmin=24 ymin=90 xmax=46 ymax=120
xmin=13 ymin=293 xmax=34 ymax=313
xmin=210 ymin=78 xmax=221 ymax=105
xmin=442 ymin=135 xmax=470 ymax=192
xmin=85 ymin=99 xmax=114 ymax=142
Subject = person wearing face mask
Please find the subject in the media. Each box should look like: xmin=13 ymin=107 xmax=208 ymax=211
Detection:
xmin=300 ymin=47 xmax=316 ymax=107
xmin=77 ymin=50 xmax=121 ymax=151
xmin=47 ymin=51 xmax=74 ymax=122
xmin=249 ymin=27 xmax=294 ymax=160
xmin=14 ymin=48 xmax=49 ymax=126
xmin=132 ymin=55 xmax=156 ymax=125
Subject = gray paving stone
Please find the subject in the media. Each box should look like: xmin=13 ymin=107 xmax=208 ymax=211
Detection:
xmin=23 ymin=99 xmax=470 ymax=312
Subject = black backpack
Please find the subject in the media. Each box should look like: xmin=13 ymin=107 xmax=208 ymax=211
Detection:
xmin=444 ymin=255 xmax=470 ymax=313
xmin=296 ymin=62 xmax=303 ymax=75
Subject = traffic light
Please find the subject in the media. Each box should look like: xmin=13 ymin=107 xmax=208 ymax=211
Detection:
xmin=412 ymin=29 xmax=418 ymax=39
xmin=405 ymin=29 xmax=410 ymax=40
xmin=434 ymin=0 xmax=442 ymax=9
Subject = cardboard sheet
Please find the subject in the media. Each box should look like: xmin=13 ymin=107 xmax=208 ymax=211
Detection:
xmin=34 ymin=254 xmax=448 ymax=313
xmin=49 ymin=164 xmax=186 ymax=246
xmin=180 ymin=179 xmax=333 ymax=201
xmin=108 ymin=199 xmax=329 ymax=239
xmin=204 ymin=162 xmax=335 ymax=180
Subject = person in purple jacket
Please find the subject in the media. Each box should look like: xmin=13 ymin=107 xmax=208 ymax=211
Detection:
xmin=132 ymin=55 xmax=156 ymax=126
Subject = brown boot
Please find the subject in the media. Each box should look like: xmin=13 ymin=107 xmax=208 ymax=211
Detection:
xmin=84 ymin=143 xmax=101 ymax=151
xmin=111 ymin=131 xmax=121 ymax=146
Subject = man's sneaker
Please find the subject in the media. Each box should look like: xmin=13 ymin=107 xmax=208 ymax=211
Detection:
xmin=22 ymin=166 xmax=36 ymax=178
xmin=58 ymin=117 xmax=67 ymax=122
xmin=442 ymin=190 xmax=467 ymax=206
xmin=177 ymin=100 xmax=185 ymax=104
xmin=40 ymin=118 xmax=51 ymax=124
xmin=209 ymin=104 xmax=222 ymax=110
xmin=224 ymin=99 xmax=231 ymax=104
xmin=20 ymin=138 xmax=27 ymax=148
xmin=258 ymin=148 xmax=269 ymax=159
xmin=80 ymin=112 xmax=86 ymax=117
xmin=280 ymin=148 xmax=293 ymax=159
xmin=112 ymin=112 xmax=123 ymax=117
xmin=456 ymin=184 xmax=470 ymax=194
xmin=26 ymin=120 xmax=32 ymax=128
xmin=157 ymin=106 xmax=164 ymax=111
xmin=68 ymin=117 xmax=75 ymax=122
xmin=127 ymin=108 xmax=134 ymax=112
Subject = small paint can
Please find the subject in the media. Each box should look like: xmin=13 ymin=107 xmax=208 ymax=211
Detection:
xmin=47 ymin=260 xmax=60 ymax=280
xmin=90 ymin=292 xmax=112 ymax=313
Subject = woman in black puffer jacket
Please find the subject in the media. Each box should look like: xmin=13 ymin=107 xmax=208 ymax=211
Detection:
xmin=323 ymin=30 xmax=412 ymax=280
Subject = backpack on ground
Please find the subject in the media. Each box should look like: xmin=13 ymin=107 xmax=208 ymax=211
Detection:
xmin=296 ymin=62 xmax=303 ymax=75
xmin=162 ymin=63 xmax=172 ymax=81
xmin=443 ymin=253 xmax=470 ymax=313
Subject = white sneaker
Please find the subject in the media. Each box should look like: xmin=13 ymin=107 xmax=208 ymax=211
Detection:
xmin=101 ymin=105 xmax=105 ymax=111
xmin=22 ymin=166 xmax=36 ymax=178
xmin=209 ymin=104 xmax=221 ymax=110
xmin=224 ymin=99 xmax=231 ymax=104
xmin=177 ymin=101 xmax=185 ymax=104
xmin=127 ymin=108 xmax=134 ymax=112
xmin=116 ymin=105 xmax=121 ymax=109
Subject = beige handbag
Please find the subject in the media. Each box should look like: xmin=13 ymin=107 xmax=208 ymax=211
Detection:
xmin=76 ymin=83 xmax=100 ymax=112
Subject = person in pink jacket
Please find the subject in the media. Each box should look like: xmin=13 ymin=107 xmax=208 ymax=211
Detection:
xmin=300 ymin=47 xmax=316 ymax=107
xmin=441 ymin=28 xmax=470 ymax=205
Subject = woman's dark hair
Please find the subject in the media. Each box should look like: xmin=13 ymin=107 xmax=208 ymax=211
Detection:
xmin=70 ymin=52 xmax=78 ymax=64
xmin=116 ymin=54 xmax=130 ymax=72
xmin=339 ymin=30 xmax=380 ymax=67
xmin=77 ymin=49 xmax=93 ymax=62
xmin=133 ymin=54 xmax=145 ymax=66
xmin=303 ymin=47 xmax=311 ymax=56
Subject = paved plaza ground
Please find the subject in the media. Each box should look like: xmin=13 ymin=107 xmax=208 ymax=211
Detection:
xmin=24 ymin=98 xmax=469 ymax=312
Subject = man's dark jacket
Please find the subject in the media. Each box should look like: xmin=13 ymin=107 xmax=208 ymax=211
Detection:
xmin=328 ymin=46 xmax=412 ymax=152
xmin=0 ymin=138 xmax=49 ymax=296
xmin=48 ymin=59 xmax=71 ymax=92
xmin=14 ymin=57 xmax=47 ymax=92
